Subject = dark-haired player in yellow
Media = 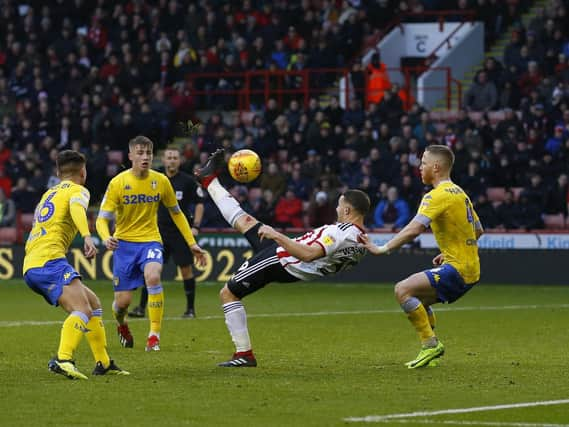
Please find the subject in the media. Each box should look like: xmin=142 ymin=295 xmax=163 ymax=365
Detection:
xmin=96 ymin=136 xmax=205 ymax=352
xmin=360 ymin=144 xmax=483 ymax=368
xmin=24 ymin=150 xmax=129 ymax=379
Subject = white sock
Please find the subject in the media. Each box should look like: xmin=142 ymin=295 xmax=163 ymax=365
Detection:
xmin=207 ymin=178 xmax=246 ymax=227
xmin=222 ymin=301 xmax=251 ymax=353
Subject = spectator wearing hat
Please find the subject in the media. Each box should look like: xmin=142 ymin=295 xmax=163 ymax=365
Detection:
xmin=373 ymin=186 xmax=409 ymax=230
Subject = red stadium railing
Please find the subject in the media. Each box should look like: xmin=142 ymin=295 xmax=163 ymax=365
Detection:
xmin=183 ymin=66 xmax=456 ymax=113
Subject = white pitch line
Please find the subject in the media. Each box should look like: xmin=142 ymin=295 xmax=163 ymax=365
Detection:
xmin=369 ymin=419 xmax=569 ymax=427
xmin=344 ymin=399 xmax=569 ymax=423
xmin=1 ymin=303 xmax=569 ymax=328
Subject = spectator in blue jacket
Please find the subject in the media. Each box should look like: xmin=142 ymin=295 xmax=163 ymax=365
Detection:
xmin=373 ymin=186 xmax=410 ymax=229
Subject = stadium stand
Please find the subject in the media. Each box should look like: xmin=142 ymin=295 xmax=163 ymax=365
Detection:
xmin=0 ymin=0 xmax=566 ymax=238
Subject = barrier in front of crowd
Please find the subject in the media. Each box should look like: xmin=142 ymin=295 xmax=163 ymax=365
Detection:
xmin=183 ymin=66 xmax=457 ymax=112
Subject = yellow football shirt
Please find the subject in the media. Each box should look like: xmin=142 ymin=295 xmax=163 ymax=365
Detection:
xmin=415 ymin=181 xmax=482 ymax=284
xmin=23 ymin=181 xmax=90 ymax=273
xmin=97 ymin=169 xmax=180 ymax=243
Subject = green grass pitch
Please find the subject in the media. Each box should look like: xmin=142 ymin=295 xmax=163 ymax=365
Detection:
xmin=1 ymin=280 xmax=568 ymax=426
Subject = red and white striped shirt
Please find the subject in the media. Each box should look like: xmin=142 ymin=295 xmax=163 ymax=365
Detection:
xmin=276 ymin=222 xmax=367 ymax=281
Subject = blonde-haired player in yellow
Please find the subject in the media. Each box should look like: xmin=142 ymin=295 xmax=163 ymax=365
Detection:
xmin=96 ymin=136 xmax=206 ymax=352
xmin=24 ymin=150 xmax=129 ymax=379
xmin=359 ymin=144 xmax=483 ymax=368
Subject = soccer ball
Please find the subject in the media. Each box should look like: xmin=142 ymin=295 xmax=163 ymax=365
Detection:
xmin=228 ymin=149 xmax=262 ymax=183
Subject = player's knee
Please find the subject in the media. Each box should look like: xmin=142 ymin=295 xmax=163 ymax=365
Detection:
xmin=145 ymin=272 xmax=161 ymax=286
xmin=219 ymin=284 xmax=239 ymax=303
xmin=394 ymin=281 xmax=409 ymax=302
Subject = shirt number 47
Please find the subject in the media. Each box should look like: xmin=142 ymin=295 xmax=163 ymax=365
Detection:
xmin=146 ymin=249 xmax=163 ymax=260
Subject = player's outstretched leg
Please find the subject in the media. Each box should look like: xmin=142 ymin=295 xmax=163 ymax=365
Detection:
xmin=195 ymin=148 xmax=226 ymax=189
xmin=196 ymin=149 xmax=260 ymax=235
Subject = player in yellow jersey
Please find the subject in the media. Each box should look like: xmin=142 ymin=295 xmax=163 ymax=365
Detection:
xmin=96 ymin=136 xmax=206 ymax=352
xmin=24 ymin=150 xmax=129 ymax=379
xmin=359 ymin=145 xmax=484 ymax=368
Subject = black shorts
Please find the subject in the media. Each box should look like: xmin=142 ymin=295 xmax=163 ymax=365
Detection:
xmin=228 ymin=223 xmax=299 ymax=298
xmin=160 ymin=226 xmax=193 ymax=267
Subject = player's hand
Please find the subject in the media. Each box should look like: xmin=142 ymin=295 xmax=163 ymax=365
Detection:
xmin=432 ymin=253 xmax=444 ymax=266
xmin=258 ymin=224 xmax=278 ymax=241
xmin=190 ymin=244 xmax=207 ymax=267
xmin=357 ymin=233 xmax=388 ymax=255
xmin=104 ymin=236 xmax=119 ymax=251
xmin=83 ymin=236 xmax=98 ymax=259
xmin=191 ymin=227 xmax=200 ymax=236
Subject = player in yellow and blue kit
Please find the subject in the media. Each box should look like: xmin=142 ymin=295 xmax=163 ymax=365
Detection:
xmin=359 ymin=145 xmax=483 ymax=368
xmin=96 ymin=136 xmax=206 ymax=352
xmin=24 ymin=150 xmax=129 ymax=379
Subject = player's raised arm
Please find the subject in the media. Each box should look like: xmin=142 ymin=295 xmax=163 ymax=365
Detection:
xmin=358 ymin=219 xmax=426 ymax=255
xmin=258 ymin=224 xmax=325 ymax=262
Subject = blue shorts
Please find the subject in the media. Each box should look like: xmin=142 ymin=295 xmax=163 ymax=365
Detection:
xmin=423 ymin=264 xmax=475 ymax=304
xmin=112 ymin=240 xmax=163 ymax=292
xmin=24 ymin=258 xmax=81 ymax=306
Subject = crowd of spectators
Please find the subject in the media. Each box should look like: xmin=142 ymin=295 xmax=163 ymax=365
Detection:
xmin=0 ymin=0 xmax=566 ymax=233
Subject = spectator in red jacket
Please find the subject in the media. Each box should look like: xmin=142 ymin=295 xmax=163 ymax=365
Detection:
xmin=274 ymin=187 xmax=303 ymax=228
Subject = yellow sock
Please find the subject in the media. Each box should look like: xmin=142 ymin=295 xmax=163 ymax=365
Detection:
xmin=147 ymin=285 xmax=164 ymax=335
xmin=402 ymin=299 xmax=435 ymax=343
xmin=57 ymin=311 xmax=88 ymax=361
xmin=85 ymin=309 xmax=111 ymax=367
xmin=426 ymin=306 xmax=436 ymax=330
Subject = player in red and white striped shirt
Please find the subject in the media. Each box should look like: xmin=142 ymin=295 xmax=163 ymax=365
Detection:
xmin=196 ymin=149 xmax=370 ymax=367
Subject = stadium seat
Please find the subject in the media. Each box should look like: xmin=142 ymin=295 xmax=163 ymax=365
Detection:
xmin=107 ymin=150 xmax=124 ymax=165
xmin=0 ymin=227 xmax=18 ymax=244
xmin=543 ymin=214 xmax=565 ymax=229
xmin=486 ymin=187 xmax=506 ymax=203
